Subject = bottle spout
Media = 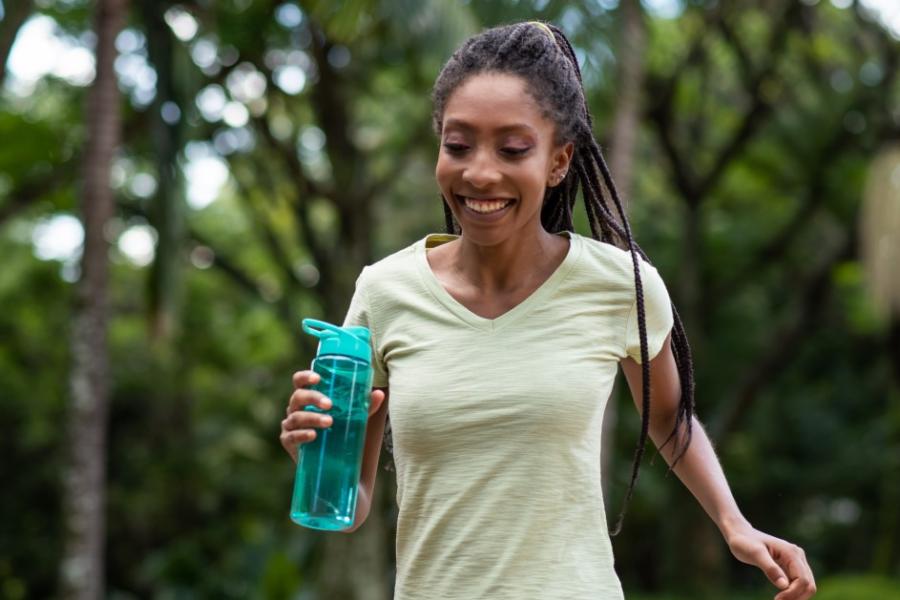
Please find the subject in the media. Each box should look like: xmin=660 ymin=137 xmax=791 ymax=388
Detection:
xmin=301 ymin=318 xmax=372 ymax=364
xmin=302 ymin=319 xmax=370 ymax=344
xmin=302 ymin=318 xmax=343 ymax=340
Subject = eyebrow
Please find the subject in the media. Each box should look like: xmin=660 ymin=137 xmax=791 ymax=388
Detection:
xmin=443 ymin=118 xmax=537 ymax=135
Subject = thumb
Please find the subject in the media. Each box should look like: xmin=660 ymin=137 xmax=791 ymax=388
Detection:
xmin=757 ymin=551 xmax=789 ymax=590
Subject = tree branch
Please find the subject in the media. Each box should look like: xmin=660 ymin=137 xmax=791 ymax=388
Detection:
xmin=251 ymin=114 xmax=334 ymax=276
xmin=710 ymin=229 xmax=857 ymax=443
xmin=0 ymin=162 xmax=78 ymax=227
xmin=645 ymin=1 xmax=800 ymax=205
xmin=229 ymin=161 xmax=305 ymax=290
xmin=119 ymin=199 xmax=294 ymax=324
xmin=712 ymin=15 xmax=900 ymax=299
xmin=694 ymin=1 xmax=801 ymax=200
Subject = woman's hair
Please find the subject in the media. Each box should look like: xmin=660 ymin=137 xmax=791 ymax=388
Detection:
xmin=384 ymin=21 xmax=696 ymax=536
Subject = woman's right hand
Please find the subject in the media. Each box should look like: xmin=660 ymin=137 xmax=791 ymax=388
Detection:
xmin=280 ymin=370 xmax=387 ymax=464
xmin=281 ymin=370 xmax=334 ymax=464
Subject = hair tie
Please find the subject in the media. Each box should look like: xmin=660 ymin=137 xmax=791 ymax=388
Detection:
xmin=528 ymin=21 xmax=556 ymax=44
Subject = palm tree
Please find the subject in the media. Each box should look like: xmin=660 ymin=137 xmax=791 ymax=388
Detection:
xmin=60 ymin=0 xmax=127 ymax=597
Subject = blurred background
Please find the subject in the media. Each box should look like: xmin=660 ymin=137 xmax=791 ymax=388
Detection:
xmin=1 ymin=0 xmax=899 ymax=598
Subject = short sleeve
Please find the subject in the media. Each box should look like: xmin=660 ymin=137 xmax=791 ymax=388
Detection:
xmin=624 ymin=260 xmax=674 ymax=364
xmin=341 ymin=266 xmax=389 ymax=387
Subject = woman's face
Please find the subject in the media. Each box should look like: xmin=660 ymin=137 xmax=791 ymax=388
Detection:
xmin=435 ymin=72 xmax=573 ymax=245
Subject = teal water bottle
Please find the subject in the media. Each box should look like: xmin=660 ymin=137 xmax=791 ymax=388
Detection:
xmin=290 ymin=318 xmax=374 ymax=531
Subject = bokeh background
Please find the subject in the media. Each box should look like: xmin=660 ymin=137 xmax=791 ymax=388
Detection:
xmin=1 ymin=0 xmax=899 ymax=598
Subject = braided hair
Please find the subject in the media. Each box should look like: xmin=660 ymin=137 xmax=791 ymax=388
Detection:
xmin=384 ymin=21 xmax=696 ymax=536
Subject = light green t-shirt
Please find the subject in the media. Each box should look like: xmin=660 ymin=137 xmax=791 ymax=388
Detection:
xmin=342 ymin=230 xmax=674 ymax=600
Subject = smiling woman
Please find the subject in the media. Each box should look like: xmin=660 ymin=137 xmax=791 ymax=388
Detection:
xmin=434 ymin=73 xmax=572 ymax=252
xmin=280 ymin=20 xmax=817 ymax=600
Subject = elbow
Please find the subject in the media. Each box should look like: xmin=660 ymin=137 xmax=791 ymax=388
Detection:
xmin=341 ymin=511 xmax=367 ymax=534
xmin=339 ymin=489 xmax=371 ymax=534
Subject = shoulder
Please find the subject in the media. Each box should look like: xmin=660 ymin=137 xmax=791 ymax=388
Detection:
xmin=577 ymin=234 xmax=632 ymax=267
xmin=356 ymin=237 xmax=423 ymax=296
xmin=574 ymin=234 xmax=641 ymax=281
xmin=572 ymin=233 xmax=667 ymax=294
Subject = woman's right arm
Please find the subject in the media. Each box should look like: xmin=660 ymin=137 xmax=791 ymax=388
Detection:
xmin=280 ymin=370 xmax=388 ymax=532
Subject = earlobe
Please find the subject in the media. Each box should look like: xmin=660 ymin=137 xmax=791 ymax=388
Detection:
xmin=548 ymin=167 xmax=569 ymax=187
xmin=547 ymin=141 xmax=574 ymax=187
xmin=553 ymin=142 xmax=575 ymax=183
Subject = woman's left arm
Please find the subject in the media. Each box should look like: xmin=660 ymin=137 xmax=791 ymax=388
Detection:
xmin=620 ymin=332 xmax=817 ymax=600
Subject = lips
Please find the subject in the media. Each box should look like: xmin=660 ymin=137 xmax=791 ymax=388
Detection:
xmin=456 ymin=194 xmax=516 ymax=215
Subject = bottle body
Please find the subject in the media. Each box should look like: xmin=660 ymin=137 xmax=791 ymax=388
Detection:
xmin=290 ymin=353 xmax=373 ymax=530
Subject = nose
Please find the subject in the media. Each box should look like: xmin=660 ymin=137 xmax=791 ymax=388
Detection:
xmin=461 ymin=148 xmax=503 ymax=188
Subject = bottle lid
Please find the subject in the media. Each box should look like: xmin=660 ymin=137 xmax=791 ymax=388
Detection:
xmin=301 ymin=318 xmax=371 ymax=364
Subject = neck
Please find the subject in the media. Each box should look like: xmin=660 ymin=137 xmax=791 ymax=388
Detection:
xmin=451 ymin=227 xmax=567 ymax=293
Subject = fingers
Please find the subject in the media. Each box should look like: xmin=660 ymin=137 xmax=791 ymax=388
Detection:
xmin=280 ymin=409 xmax=334 ymax=462
xmin=755 ymin=548 xmax=789 ymax=591
xmin=288 ymin=371 xmax=332 ymax=415
xmin=279 ymin=428 xmax=306 ymax=462
xmin=284 ymin=409 xmax=333 ymax=430
xmin=292 ymin=369 xmax=320 ymax=389
xmin=283 ymin=372 xmax=386 ymax=465
xmin=287 ymin=387 xmax=332 ymax=415
xmin=280 ymin=423 xmax=320 ymax=448
xmin=773 ymin=544 xmax=816 ymax=600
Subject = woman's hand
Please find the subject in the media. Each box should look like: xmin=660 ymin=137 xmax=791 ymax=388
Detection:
xmin=726 ymin=524 xmax=816 ymax=600
xmin=280 ymin=370 xmax=386 ymax=463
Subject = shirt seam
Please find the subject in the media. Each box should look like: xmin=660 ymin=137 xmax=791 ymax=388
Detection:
xmin=622 ymin=256 xmax=644 ymax=360
xmin=359 ymin=266 xmax=387 ymax=385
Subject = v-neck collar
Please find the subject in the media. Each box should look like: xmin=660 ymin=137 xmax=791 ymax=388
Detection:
xmin=414 ymin=230 xmax=582 ymax=332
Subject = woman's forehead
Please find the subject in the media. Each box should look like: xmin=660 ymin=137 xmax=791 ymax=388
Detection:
xmin=443 ymin=118 xmax=537 ymax=136
xmin=442 ymin=73 xmax=550 ymax=135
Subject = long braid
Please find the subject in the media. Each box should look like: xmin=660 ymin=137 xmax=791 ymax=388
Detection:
xmin=424 ymin=20 xmax=697 ymax=536
xmin=549 ymin=22 xmax=695 ymax=535
xmin=442 ymin=195 xmax=460 ymax=235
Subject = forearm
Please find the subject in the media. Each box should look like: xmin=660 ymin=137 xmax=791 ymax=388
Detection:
xmin=649 ymin=415 xmax=751 ymax=540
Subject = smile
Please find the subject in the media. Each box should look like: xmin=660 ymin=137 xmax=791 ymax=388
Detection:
xmin=458 ymin=195 xmax=515 ymax=215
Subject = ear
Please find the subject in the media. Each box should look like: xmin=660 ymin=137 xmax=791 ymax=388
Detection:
xmin=548 ymin=141 xmax=575 ymax=186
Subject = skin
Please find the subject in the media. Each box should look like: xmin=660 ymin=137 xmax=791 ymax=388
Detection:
xmin=280 ymin=72 xmax=816 ymax=599
xmin=428 ymin=71 xmax=574 ymax=312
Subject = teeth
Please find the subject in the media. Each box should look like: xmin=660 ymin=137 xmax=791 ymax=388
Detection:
xmin=462 ymin=197 xmax=513 ymax=214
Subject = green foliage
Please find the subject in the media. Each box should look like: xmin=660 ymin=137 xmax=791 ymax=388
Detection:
xmin=632 ymin=574 xmax=900 ymax=600
xmin=816 ymin=574 xmax=900 ymax=600
xmin=1 ymin=0 xmax=899 ymax=597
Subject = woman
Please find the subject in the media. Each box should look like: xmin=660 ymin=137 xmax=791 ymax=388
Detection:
xmin=281 ymin=21 xmax=816 ymax=600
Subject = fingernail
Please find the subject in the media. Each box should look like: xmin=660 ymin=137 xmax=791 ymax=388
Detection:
xmin=776 ymin=577 xmax=788 ymax=588
xmin=322 ymin=398 xmax=332 ymax=408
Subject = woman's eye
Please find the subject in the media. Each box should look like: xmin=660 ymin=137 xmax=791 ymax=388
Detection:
xmin=502 ymin=147 xmax=530 ymax=156
xmin=442 ymin=143 xmax=468 ymax=154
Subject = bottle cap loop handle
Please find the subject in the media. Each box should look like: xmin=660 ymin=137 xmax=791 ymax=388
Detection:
xmin=301 ymin=318 xmax=371 ymax=364
xmin=302 ymin=318 xmax=343 ymax=339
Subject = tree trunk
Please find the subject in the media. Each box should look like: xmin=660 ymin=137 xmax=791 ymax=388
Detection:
xmin=303 ymin=19 xmax=390 ymax=600
xmin=142 ymin=0 xmax=184 ymax=343
xmin=872 ymin=318 xmax=900 ymax=573
xmin=602 ymin=0 xmax=647 ymax=497
xmin=317 ymin=497 xmax=391 ymax=600
xmin=59 ymin=0 xmax=126 ymax=597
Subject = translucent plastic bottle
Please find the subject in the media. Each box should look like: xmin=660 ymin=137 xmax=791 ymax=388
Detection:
xmin=290 ymin=318 xmax=374 ymax=531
